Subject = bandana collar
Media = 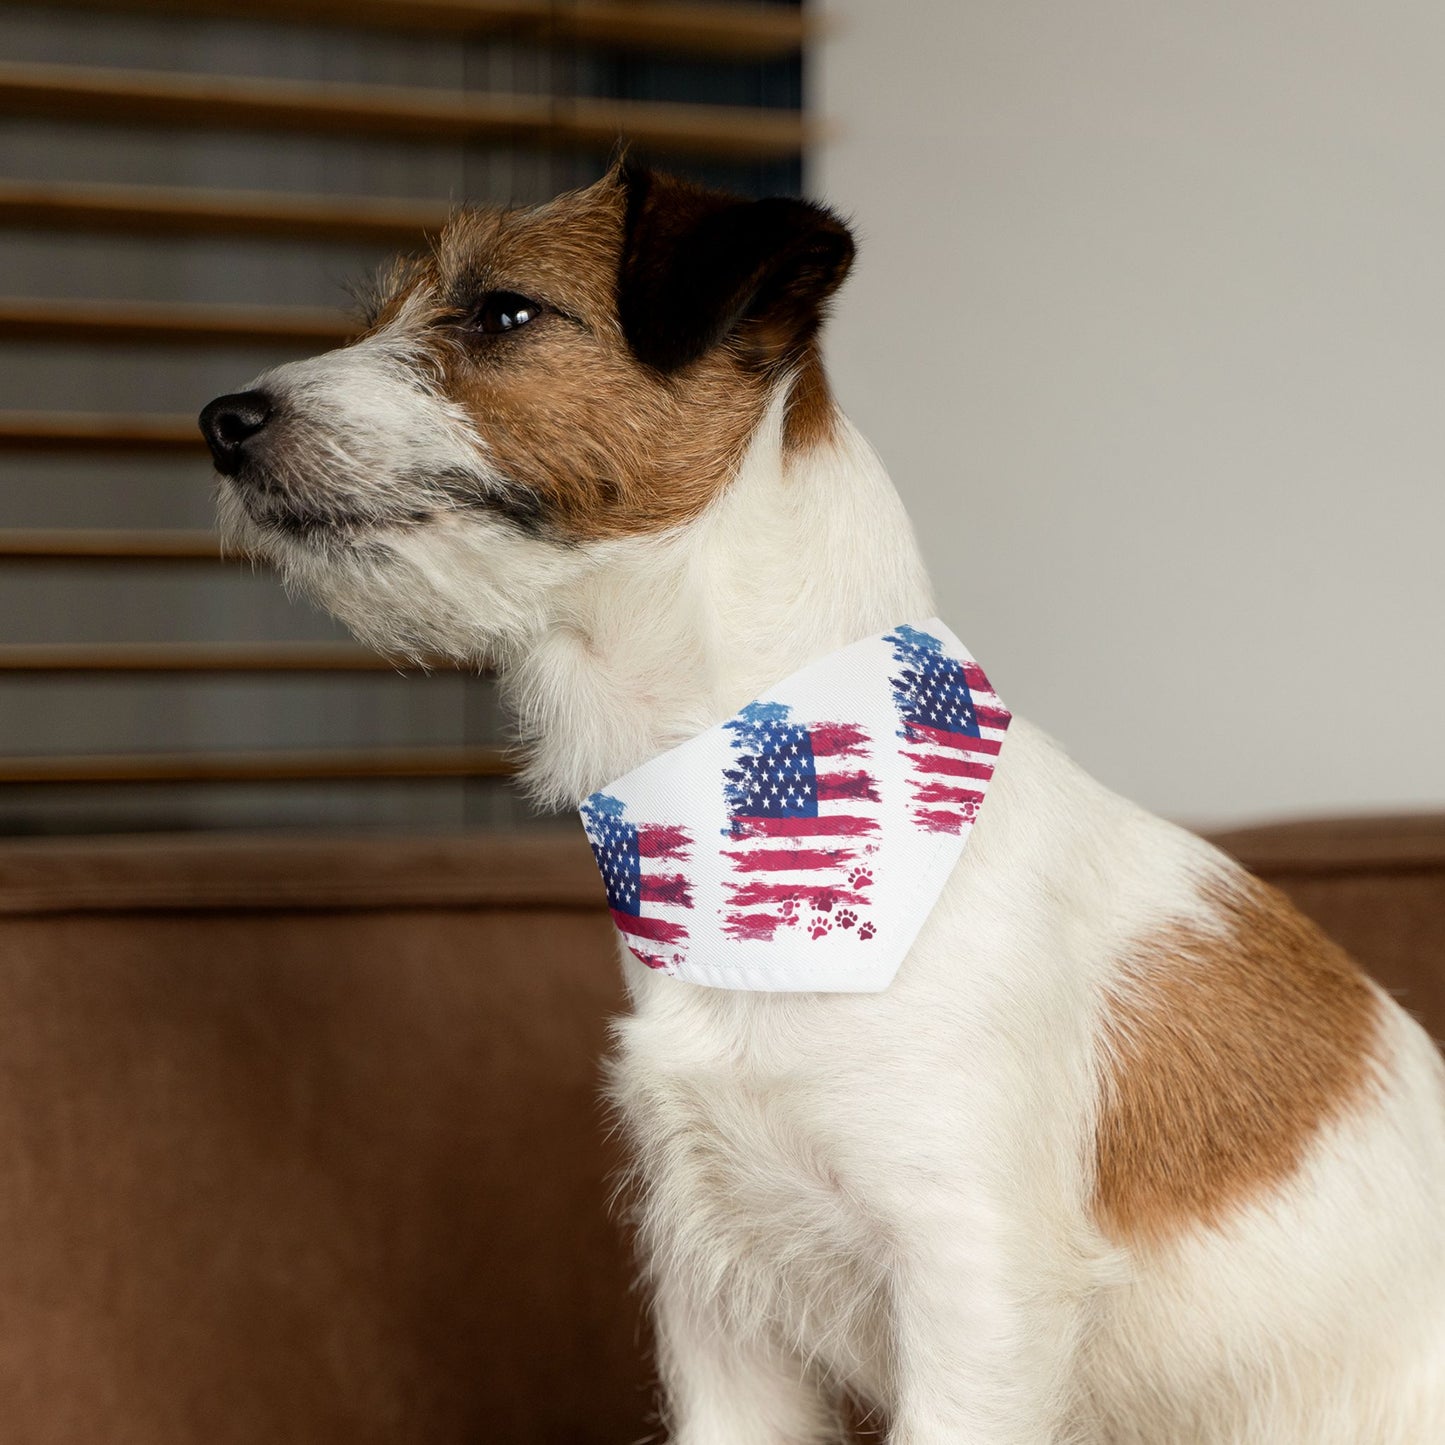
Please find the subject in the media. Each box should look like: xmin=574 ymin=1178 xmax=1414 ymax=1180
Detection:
xmin=580 ymin=620 xmax=1010 ymax=993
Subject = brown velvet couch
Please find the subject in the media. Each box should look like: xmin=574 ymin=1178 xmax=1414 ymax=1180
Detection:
xmin=0 ymin=815 xmax=1440 ymax=1444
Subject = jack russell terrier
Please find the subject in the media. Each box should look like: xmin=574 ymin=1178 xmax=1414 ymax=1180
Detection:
xmin=201 ymin=163 xmax=1445 ymax=1444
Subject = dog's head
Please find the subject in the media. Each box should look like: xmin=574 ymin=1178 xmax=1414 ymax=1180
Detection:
xmin=200 ymin=163 xmax=854 ymax=661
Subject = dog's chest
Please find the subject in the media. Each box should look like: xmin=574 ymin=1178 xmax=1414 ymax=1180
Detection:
xmin=612 ymin=997 xmax=894 ymax=1391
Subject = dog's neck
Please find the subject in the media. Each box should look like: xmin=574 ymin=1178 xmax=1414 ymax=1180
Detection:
xmin=504 ymin=390 xmax=936 ymax=808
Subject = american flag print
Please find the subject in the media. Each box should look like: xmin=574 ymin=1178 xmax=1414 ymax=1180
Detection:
xmin=886 ymin=624 xmax=1011 ymax=834
xmin=582 ymin=793 xmax=694 ymax=972
xmin=579 ymin=620 xmax=1007 ymax=993
xmin=719 ymin=700 xmax=881 ymax=944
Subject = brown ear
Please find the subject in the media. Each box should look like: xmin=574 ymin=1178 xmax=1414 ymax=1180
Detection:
xmin=616 ymin=163 xmax=855 ymax=374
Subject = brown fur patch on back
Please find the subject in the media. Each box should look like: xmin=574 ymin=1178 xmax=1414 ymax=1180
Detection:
xmin=1094 ymin=873 xmax=1382 ymax=1246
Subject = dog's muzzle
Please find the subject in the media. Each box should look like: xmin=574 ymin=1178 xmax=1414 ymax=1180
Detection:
xmin=199 ymin=390 xmax=274 ymax=477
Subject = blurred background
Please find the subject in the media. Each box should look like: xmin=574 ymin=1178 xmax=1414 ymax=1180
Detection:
xmin=818 ymin=0 xmax=1445 ymax=828
xmin=0 ymin=5 xmax=1441 ymax=1443
xmin=1 ymin=1 xmax=1440 ymax=841
xmin=2 ymin=0 xmax=1441 ymax=838
xmin=0 ymin=0 xmax=802 ymax=837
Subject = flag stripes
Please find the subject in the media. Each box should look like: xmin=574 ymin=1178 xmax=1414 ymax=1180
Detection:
xmin=720 ymin=700 xmax=880 ymax=944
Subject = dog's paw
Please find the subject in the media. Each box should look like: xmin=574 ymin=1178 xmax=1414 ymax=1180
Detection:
xmin=835 ymin=907 xmax=858 ymax=930
xmin=858 ymin=921 xmax=876 ymax=941
xmin=849 ymin=865 xmax=874 ymax=891
xmin=808 ymin=913 xmax=833 ymax=940
xmin=778 ymin=899 xmax=801 ymax=926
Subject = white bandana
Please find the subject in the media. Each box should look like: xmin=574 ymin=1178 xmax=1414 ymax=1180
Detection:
xmin=581 ymin=620 xmax=1010 ymax=993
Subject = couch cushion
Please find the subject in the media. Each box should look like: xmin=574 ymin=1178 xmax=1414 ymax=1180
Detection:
xmin=0 ymin=831 xmax=648 ymax=1445
xmin=0 ymin=816 xmax=1439 ymax=1442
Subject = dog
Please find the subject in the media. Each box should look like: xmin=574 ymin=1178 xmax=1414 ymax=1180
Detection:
xmin=200 ymin=162 xmax=1445 ymax=1443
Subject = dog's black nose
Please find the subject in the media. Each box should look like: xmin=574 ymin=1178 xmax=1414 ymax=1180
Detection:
xmin=199 ymin=390 xmax=273 ymax=475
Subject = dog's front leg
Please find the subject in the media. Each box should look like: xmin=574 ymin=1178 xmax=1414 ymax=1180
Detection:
xmin=885 ymin=1196 xmax=1089 ymax=1445
xmin=654 ymin=1276 xmax=840 ymax=1445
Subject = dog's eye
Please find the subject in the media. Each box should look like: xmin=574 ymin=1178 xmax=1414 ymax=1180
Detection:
xmin=471 ymin=291 xmax=544 ymax=335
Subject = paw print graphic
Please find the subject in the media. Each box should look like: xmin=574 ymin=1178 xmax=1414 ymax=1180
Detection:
xmin=778 ymin=899 xmax=800 ymax=927
xmin=849 ymin=866 xmax=874 ymax=891
xmin=808 ymin=912 xmax=833 ymax=940
xmin=858 ymin=921 xmax=877 ymax=941
xmin=835 ymin=908 xmax=858 ymax=930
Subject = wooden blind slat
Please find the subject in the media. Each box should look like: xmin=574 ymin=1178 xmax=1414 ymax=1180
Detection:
xmin=0 ymin=297 xmax=353 ymax=348
xmin=0 ymin=745 xmax=513 ymax=784
xmin=548 ymin=0 xmax=810 ymax=58
xmin=0 ymin=643 xmax=421 ymax=673
xmin=0 ymin=180 xmax=448 ymax=245
xmin=28 ymin=0 xmax=810 ymax=59
xmin=0 ymin=529 xmax=221 ymax=561
xmin=0 ymin=412 xmax=204 ymax=452
xmin=0 ymin=62 xmax=813 ymax=161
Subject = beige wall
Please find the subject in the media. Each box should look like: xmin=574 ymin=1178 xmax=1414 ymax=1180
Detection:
xmin=813 ymin=0 xmax=1445 ymax=826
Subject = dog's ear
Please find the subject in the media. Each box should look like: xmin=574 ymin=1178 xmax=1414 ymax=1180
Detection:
xmin=616 ymin=162 xmax=855 ymax=374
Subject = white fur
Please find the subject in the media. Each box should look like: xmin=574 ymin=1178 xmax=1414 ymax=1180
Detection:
xmin=221 ymin=349 xmax=1445 ymax=1443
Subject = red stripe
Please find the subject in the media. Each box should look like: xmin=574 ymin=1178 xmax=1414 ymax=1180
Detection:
xmin=722 ymin=846 xmax=858 ymax=872
xmin=809 ymin=722 xmax=869 ymax=758
xmin=725 ymin=881 xmax=866 ymax=910
xmin=637 ymin=823 xmax=690 ymax=860
xmin=913 ymin=782 xmax=984 ymax=808
xmin=902 ymin=750 xmax=994 ymax=781
xmin=906 ymin=722 xmax=1002 ymax=756
xmin=625 ymin=946 xmax=673 ymax=971
xmin=729 ymin=814 xmax=878 ymax=839
xmin=639 ymin=874 xmax=693 ymax=907
xmin=611 ymin=907 xmax=689 ymax=944
xmin=722 ymin=910 xmax=791 ymax=942
xmin=974 ymin=704 xmax=1010 ymax=731
xmin=915 ymin=808 xmax=966 ymax=834
xmin=816 ymin=769 xmax=879 ymax=802
xmin=961 ymin=661 xmax=1000 ymax=697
